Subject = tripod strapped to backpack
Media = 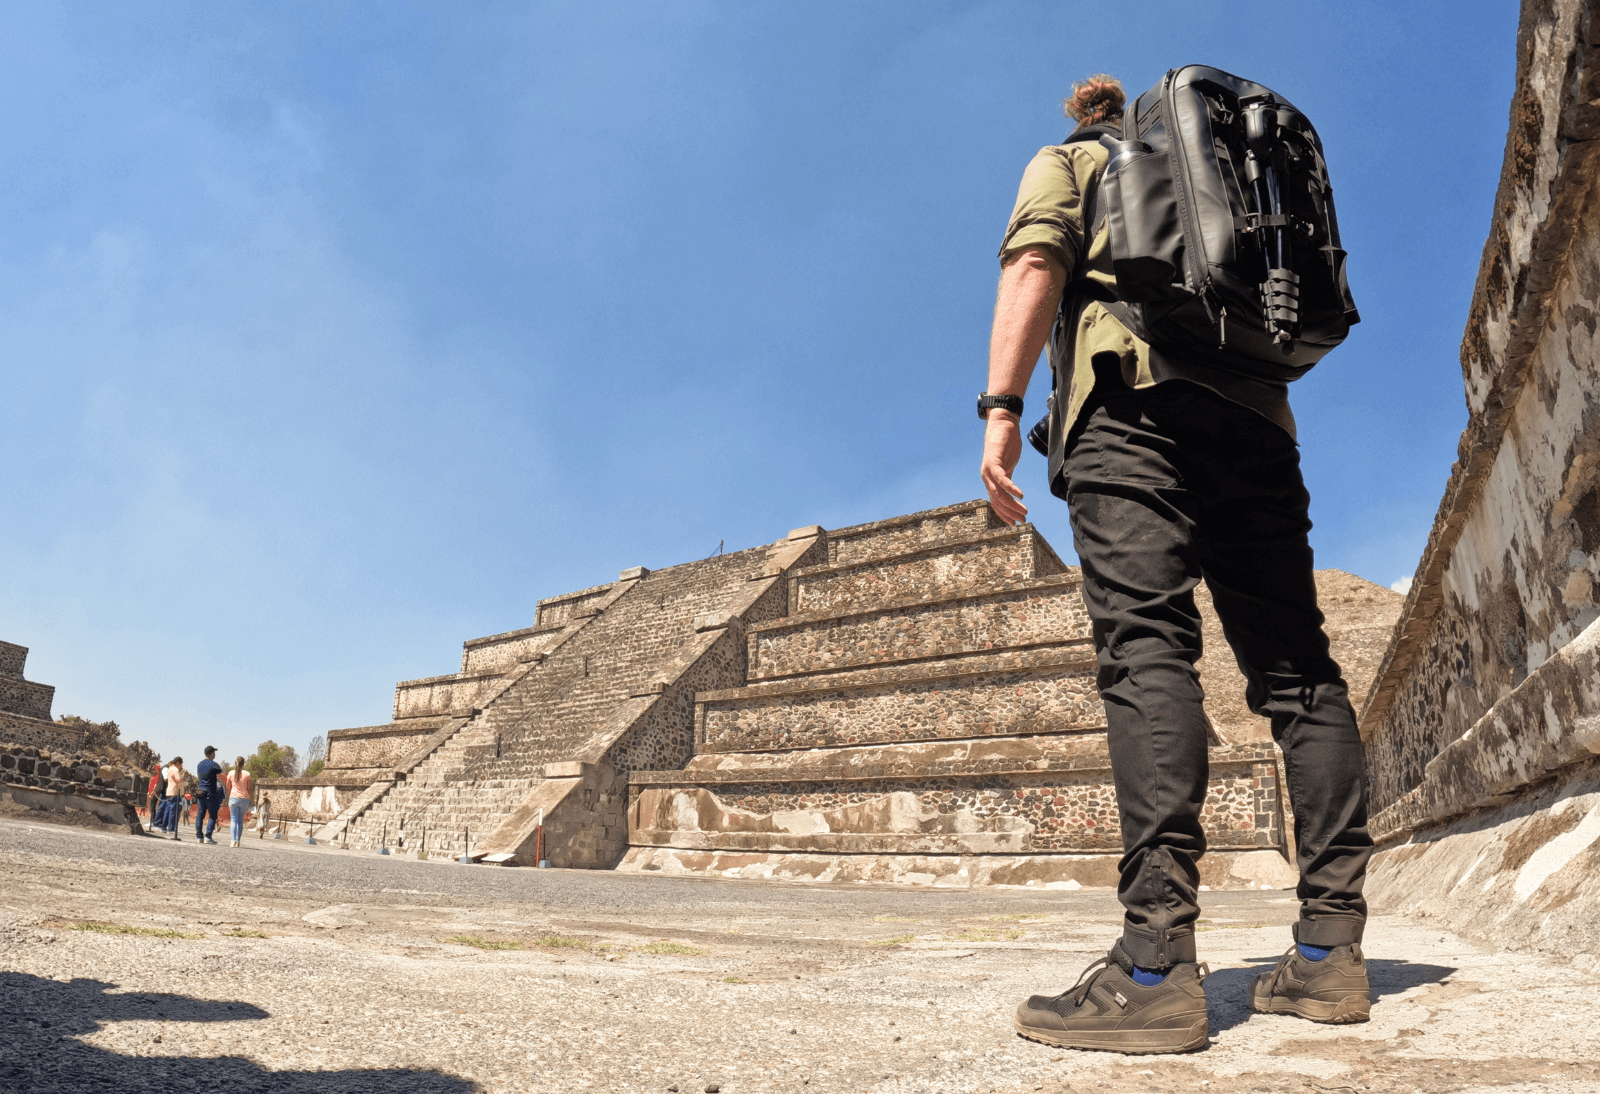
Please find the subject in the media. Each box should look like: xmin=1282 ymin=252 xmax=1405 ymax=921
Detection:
xmin=1083 ymin=66 xmax=1360 ymax=382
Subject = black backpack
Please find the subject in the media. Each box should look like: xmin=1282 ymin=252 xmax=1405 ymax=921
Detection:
xmin=1078 ymin=65 xmax=1360 ymax=381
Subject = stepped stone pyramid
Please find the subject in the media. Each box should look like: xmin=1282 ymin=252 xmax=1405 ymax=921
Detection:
xmin=286 ymin=500 xmax=1399 ymax=888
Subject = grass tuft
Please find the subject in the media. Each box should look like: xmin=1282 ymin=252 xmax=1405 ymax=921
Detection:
xmin=441 ymin=935 xmax=524 ymax=951
xmin=722 ymin=976 xmax=748 ymax=984
xmin=65 ymin=921 xmax=199 ymax=939
xmin=870 ymin=933 xmax=916 ymax=946
xmin=985 ymin=914 xmax=1049 ymax=922
xmin=224 ymin=929 xmax=268 ymax=939
xmin=531 ymin=935 xmax=589 ymax=950
xmin=945 ymin=927 xmax=1022 ymax=942
xmin=637 ymin=940 xmax=706 ymax=956
xmin=871 ymin=915 xmax=920 ymax=923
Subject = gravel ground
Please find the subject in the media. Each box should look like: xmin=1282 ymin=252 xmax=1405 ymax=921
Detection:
xmin=3 ymin=816 xmax=1599 ymax=1094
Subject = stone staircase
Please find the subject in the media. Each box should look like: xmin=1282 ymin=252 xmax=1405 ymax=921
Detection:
xmin=620 ymin=500 xmax=1300 ymax=889
xmin=333 ymin=716 xmax=537 ymax=856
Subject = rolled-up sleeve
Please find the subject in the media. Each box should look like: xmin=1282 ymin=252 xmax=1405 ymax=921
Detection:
xmin=998 ymin=146 xmax=1086 ymax=277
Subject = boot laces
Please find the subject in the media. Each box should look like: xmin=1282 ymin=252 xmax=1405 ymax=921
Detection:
xmin=1266 ymin=943 xmax=1298 ymax=995
xmin=1061 ymin=956 xmax=1114 ymax=1008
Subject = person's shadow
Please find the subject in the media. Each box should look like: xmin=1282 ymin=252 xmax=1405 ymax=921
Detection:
xmin=1205 ymin=956 xmax=1457 ymax=1036
xmin=0 ymin=971 xmax=480 ymax=1093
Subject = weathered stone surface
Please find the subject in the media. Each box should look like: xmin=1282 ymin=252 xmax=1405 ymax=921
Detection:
xmin=698 ymin=646 xmax=1101 ymax=753
xmin=0 ymin=640 xmax=55 ymax=723
xmin=748 ymin=575 xmax=1088 ymax=681
xmin=1368 ymin=755 xmax=1600 ymax=959
xmin=1358 ymin=0 xmax=1600 ymax=958
xmin=789 ymin=526 xmax=1067 ymax=615
xmin=0 ymin=742 xmax=144 ymax=833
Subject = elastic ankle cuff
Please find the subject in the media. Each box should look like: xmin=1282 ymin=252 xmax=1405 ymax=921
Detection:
xmin=1294 ymin=917 xmax=1364 ymax=948
xmin=1117 ymin=926 xmax=1197 ymax=970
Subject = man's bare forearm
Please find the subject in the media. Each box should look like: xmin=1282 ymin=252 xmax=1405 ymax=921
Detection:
xmin=986 ymin=246 xmax=1066 ymax=401
xmin=980 ymin=246 xmax=1066 ymax=525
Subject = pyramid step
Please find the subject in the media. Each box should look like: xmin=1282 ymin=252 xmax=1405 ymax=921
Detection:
xmin=790 ymin=526 xmax=1067 ymax=616
xmin=698 ymin=645 xmax=1101 ymax=753
xmin=631 ymin=742 xmax=1285 ymax=857
xmin=824 ymin=500 xmax=998 ymax=568
xmin=747 ymin=574 xmax=1087 ymax=681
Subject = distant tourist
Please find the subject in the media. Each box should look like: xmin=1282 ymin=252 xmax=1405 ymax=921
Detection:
xmin=156 ymin=757 xmax=186 ymax=839
xmin=144 ymin=768 xmax=162 ymax=828
xmin=224 ymin=757 xmax=253 ymax=847
xmin=194 ymin=745 xmax=225 ymax=845
xmin=255 ymin=791 xmax=272 ymax=838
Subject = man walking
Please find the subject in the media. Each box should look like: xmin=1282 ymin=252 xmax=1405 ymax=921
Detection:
xmin=981 ymin=74 xmax=1373 ymax=1054
xmin=194 ymin=746 xmax=225 ymax=845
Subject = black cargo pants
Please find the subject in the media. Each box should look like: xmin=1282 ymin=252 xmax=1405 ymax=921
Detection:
xmin=1061 ymin=378 xmax=1372 ymax=970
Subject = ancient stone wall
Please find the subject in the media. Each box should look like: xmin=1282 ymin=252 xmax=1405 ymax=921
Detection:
xmin=1362 ymin=0 xmax=1600 ymax=957
xmin=0 ymin=641 xmax=58 ymax=726
xmin=325 ymin=721 xmax=447 ymax=772
xmin=1362 ymin=0 xmax=1599 ymax=818
xmin=0 ymin=712 xmax=87 ymax=755
xmin=0 ymin=743 xmax=144 ymax=832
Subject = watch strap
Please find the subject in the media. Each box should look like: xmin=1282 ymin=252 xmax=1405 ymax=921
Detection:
xmin=978 ymin=393 xmax=1025 ymax=420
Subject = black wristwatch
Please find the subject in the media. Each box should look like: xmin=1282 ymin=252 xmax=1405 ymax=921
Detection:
xmin=977 ymin=393 xmax=1025 ymax=420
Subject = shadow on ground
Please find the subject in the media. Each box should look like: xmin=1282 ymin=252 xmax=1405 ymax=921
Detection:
xmin=0 ymin=971 xmax=479 ymax=1094
xmin=1205 ymin=957 xmax=1457 ymax=1036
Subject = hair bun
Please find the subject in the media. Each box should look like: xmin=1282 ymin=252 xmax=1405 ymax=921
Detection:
xmin=1064 ymin=74 xmax=1126 ymax=126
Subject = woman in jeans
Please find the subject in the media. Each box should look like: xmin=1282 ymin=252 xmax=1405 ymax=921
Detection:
xmin=224 ymin=758 xmax=253 ymax=847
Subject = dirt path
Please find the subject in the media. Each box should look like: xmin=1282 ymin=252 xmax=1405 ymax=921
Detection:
xmin=2 ymin=817 xmax=1597 ymax=1094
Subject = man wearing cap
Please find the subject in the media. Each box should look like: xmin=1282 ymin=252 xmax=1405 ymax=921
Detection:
xmin=194 ymin=746 xmax=225 ymax=845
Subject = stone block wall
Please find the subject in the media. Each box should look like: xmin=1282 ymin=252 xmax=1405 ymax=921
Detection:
xmin=0 ymin=711 xmax=87 ymax=754
xmin=326 ymin=721 xmax=448 ymax=772
xmin=0 ymin=641 xmax=26 ymax=678
xmin=748 ymin=575 xmax=1088 ymax=680
xmin=0 ymin=678 xmax=54 ymax=722
xmin=0 ymin=743 xmax=144 ymax=832
xmin=1361 ymin=0 xmax=1600 ymax=961
xmin=0 ymin=640 xmax=56 ymax=723
xmin=459 ymin=626 xmax=558 ymax=676
xmin=1361 ymin=0 xmax=1600 ymax=820
xmin=254 ymin=778 xmax=365 ymax=823
xmin=825 ymin=502 xmax=998 ymax=567
xmin=533 ymin=583 xmax=616 ymax=629
xmin=789 ymin=527 xmax=1064 ymax=615
xmin=392 ymin=671 xmax=505 ymax=721
xmin=698 ymin=648 xmax=1102 ymax=753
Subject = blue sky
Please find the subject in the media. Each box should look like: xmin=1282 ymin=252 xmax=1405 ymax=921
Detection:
xmin=0 ymin=1 xmax=1518 ymax=765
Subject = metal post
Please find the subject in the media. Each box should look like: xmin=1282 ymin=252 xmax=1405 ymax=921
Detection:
xmin=459 ymin=827 xmax=470 ymax=865
xmin=378 ymin=819 xmax=390 ymax=855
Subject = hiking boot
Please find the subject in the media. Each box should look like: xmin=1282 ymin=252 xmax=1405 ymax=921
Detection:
xmin=1251 ymin=944 xmax=1370 ymax=1024
xmin=1014 ymin=948 xmax=1209 ymax=1054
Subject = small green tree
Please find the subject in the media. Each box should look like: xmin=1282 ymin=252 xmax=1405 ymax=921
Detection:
xmin=304 ymin=759 xmax=326 ymax=778
xmin=246 ymin=740 xmax=301 ymax=780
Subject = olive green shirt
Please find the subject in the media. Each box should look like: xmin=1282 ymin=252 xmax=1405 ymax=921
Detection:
xmin=999 ymin=138 xmax=1297 ymax=440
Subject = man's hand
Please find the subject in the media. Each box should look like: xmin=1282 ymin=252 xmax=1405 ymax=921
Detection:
xmin=981 ymin=411 xmax=1027 ymax=524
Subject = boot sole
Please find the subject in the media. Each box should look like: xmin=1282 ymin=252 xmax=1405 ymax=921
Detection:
xmin=1013 ymin=1016 xmax=1208 ymax=1055
xmin=1250 ymin=986 xmax=1370 ymax=1024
